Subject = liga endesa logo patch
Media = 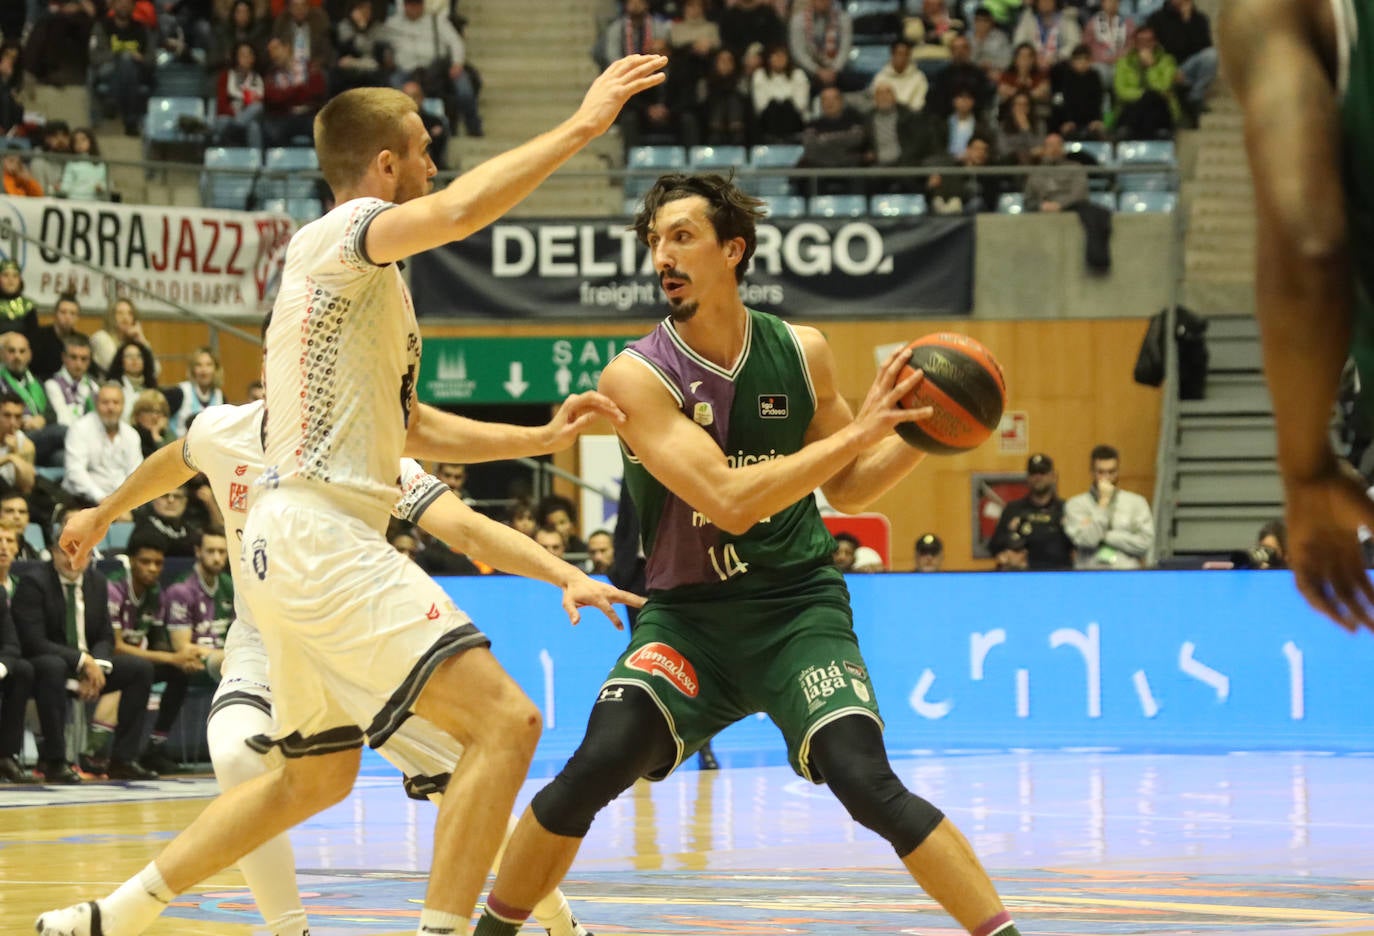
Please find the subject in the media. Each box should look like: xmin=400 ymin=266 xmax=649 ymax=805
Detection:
xmin=626 ymin=642 xmax=700 ymax=697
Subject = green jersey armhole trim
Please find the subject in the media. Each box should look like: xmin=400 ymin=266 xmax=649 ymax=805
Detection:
xmin=622 ymin=348 xmax=686 ymax=407
xmin=1334 ymin=0 xmax=1357 ymax=96
xmin=782 ymin=321 xmax=818 ymax=408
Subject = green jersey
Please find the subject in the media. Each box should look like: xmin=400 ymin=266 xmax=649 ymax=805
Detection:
xmin=1339 ymin=0 xmax=1374 ymax=408
xmin=620 ymin=309 xmax=836 ymax=599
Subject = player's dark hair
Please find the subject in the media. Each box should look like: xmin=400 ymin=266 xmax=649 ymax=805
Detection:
xmin=126 ymin=527 xmax=169 ymax=557
xmin=1090 ymin=444 xmax=1119 ymax=463
xmin=633 ymin=173 xmax=766 ymax=284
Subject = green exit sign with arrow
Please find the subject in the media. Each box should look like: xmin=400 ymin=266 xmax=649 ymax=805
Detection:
xmin=417 ymin=336 xmax=638 ymax=404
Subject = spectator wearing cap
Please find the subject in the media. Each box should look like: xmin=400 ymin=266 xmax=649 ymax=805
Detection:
xmin=851 ymin=546 xmax=886 ymax=573
xmin=914 ymin=533 xmax=944 ymax=572
xmin=987 ymin=453 xmax=1075 ymax=570
xmin=833 ymin=531 xmax=860 ymax=571
xmin=1064 ymin=443 xmax=1154 ymax=569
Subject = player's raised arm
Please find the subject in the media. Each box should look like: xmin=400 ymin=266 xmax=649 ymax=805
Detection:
xmin=1221 ymin=0 xmax=1374 ymax=629
xmin=363 ymin=55 xmax=666 ymax=266
xmin=404 ymin=392 xmax=626 ymax=464
xmin=60 ymin=442 xmax=196 ymax=564
xmin=599 ymin=346 xmax=924 ymax=536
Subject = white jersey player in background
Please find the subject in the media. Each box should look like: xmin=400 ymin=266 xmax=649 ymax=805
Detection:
xmin=55 ymin=398 xmax=630 ymax=936
xmin=39 ymin=53 xmax=666 ymax=936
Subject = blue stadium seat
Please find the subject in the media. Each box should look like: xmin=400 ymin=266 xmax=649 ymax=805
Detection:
xmin=997 ymin=193 xmax=1026 ymax=214
xmin=1116 ymin=140 xmax=1176 ymax=166
xmin=201 ymin=146 xmax=260 ymax=210
xmin=869 ymin=193 xmax=928 ymax=216
xmin=154 ymin=62 xmax=207 ymax=99
xmin=848 ymin=44 xmax=891 ymax=78
xmin=748 ymin=144 xmax=803 ymax=196
xmin=760 ymin=194 xmax=806 ymax=218
xmin=626 ymin=145 xmax=687 ymax=198
xmin=623 ymin=196 xmax=641 ymax=216
xmin=144 ymin=96 xmax=206 ymax=143
xmin=23 ymin=523 xmax=44 ymax=554
xmin=0 ymin=137 xmax=31 ymax=152
xmin=1065 ymin=140 xmax=1114 ymax=166
xmin=261 ymin=198 xmax=289 ymax=216
xmin=263 ymin=147 xmax=320 ymax=199
xmin=421 ymin=97 xmax=446 ymax=120
xmin=689 ymin=145 xmax=747 ymax=173
xmin=808 ymin=194 xmax=867 ymax=217
xmin=101 ymin=522 xmax=135 ymax=554
xmin=1089 ymin=191 xmax=1117 ymax=212
xmin=285 ymin=198 xmax=324 ymax=223
xmin=1118 ymin=172 xmax=1175 ymax=192
xmin=1118 ymin=191 xmax=1177 ymax=213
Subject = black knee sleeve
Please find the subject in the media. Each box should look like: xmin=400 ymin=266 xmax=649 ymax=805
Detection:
xmin=810 ymin=716 xmax=945 ymax=856
xmin=531 ymin=684 xmax=677 ymax=838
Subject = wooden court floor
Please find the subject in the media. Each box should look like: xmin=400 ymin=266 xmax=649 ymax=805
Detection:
xmin=4 ymin=750 xmax=1374 ymax=935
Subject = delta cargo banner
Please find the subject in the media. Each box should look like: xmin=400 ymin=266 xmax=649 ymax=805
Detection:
xmin=0 ymin=197 xmax=293 ymax=318
xmin=410 ymin=215 xmax=975 ymax=319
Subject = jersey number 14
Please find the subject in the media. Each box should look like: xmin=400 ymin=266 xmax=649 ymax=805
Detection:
xmin=707 ymin=543 xmax=749 ymax=582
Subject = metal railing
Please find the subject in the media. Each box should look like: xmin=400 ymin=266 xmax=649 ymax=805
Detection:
xmin=1149 ymin=202 xmax=1189 ymax=563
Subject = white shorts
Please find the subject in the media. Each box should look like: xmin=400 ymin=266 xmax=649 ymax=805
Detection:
xmin=238 ymin=489 xmax=489 ymax=758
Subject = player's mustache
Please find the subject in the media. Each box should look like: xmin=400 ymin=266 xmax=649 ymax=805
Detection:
xmin=660 ymin=270 xmax=692 ymax=285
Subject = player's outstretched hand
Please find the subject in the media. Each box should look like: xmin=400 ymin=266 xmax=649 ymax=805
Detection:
xmin=540 ymin=391 xmax=627 ymax=453
xmin=575 ymin=54 xmax=668 ymax=139
xmin=1285 ymin=459 xmax=1374 ymax=633
xmin=852 ymin=341 xmax=933 ymax=449
xmin=560 ymin=573 xmax=644 ymax=630
xmin=60 ymin=508 xmax=108 ymax=565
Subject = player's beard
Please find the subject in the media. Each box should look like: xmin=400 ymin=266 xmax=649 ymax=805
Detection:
xmin=669 ymin=299 xmax=699 ymax=322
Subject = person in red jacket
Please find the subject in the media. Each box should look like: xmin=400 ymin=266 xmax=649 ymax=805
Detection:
xmin=215 ymin=40 xmax=266 ymax=149
xmin=261 ymin=34 xmax=326 ymax=147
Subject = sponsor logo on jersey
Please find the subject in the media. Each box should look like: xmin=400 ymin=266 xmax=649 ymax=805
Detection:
xmin=597 ymin=685 xmax=625 ymax=703
xmin=251 ymin=537 xmax=268 ymax=580
xmin=759 ymin=394 xmax=788 ymax=419
xmin=426 ymin=603 xmax=440 ymax=621
xmin=626 ymin=642 xmax=699 ymax=697
xmin=234 ymin=464 xmax=247 ymax=477
xmin=843 ymin=660 xmax=867 ymax=681
xmin=689 ymin=380 xmax=703 ymax=394
xmin=798 ymin=662 xmax=848 ymax=707
xmin=693 ymin=402 xmax=713 ymax=426
xmin=228 ymin=482 xmax=249 ymax=513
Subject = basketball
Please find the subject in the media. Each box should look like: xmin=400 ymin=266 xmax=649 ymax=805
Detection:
xmin=894 ymin=332 xmax=1007 ymax=454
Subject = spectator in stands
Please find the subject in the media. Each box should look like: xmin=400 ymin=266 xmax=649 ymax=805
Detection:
xmin=0 ymin=262 xmax=37 ymax=341
xmin=1255 ymin=519 xmax=1287 ymax=568
xmin=91 ymin=0 xmax=154 ymax=136
xmin=1023 ymin=132 xmax=1087 ymax=209
xmin=928 ymin=33 xmax=996 ymax=116
xmin=599 ymin=0 xmax=668 ymax=69
xmin=23 ymin=0 xmax=96 ymax=88
xmin=106 ymin=528 xmax=197 ymax=777
xmin=0 ymin=44 xmax=23 ymax=135
xmin=832 ymin=531 xmax=859 ymax=571
xmin=31 ymin=293 xmax=82 ymax=383
xmin=507 ymin=501 xmax=537 ymax=537
xmin=56 ymin=127 xmax=110 ymax=202
xmin=851 ymin=545 xmax=886 ymax=572
xmin=1051 ymin=43 xmax=1106 ymax=140
xmin=432 ymin=461 xmax=471 ymax=501
xmin=399 ymin=78 xmax=451 ymax=171
xmin=998 ymin=41 xmax=1051 ymax=114
xmin=914 ymin=533 xmax=944 ymax=571
xmin=15 ymin=520 xmax=159 ymax=783
xmin=385 ymin=0 xmax=482 ymax=138
xmin=209 ymin=0 xmax=269 ymax=71
xmin=215 ymin=40 xmax=266 ymax=150
xmin=997 ymin=89 xmax=1045 ymax=164
xmin=1 ymin=494 xmax=41 ymax=561
xmin=941 ymin=86 xmax=994 ymax=158
xmin=799 ymin=85 xmax=870 ymax=193
xmin=537 ymin=494 xmax=588 ymax=555
xmin=271 ymin=0 xmax=333 ymax=71
xmin=1012 ymin=0 xmax=1080 ymax=70
xmin=720 ymin=0 xmax=785 ymax=63
xmin=171 ymin=347 xmax=224 ymax=437
xmin=1064 ymin=443 xmax=1154 ymax=569
xmin=1083 ymin=0 xmax=1133 ymax=86
xmin=414 ymin=526 xmax=483 ymax=575
xmin=1144 ymin=0 xmax=1215 ymax=119
xmin=1112 ymin=25 xmax=1178 ymax=140
xmin=587 ymin=529 xmax=615 ymax=575
xmin=0 ymin=525 xmax=37 ymax=782
xmin=388 ymin=522 xmax=420 ymax=560
xmin=751 ymin=43 xmax=810 ymax=143
xmin=130 ymin=388 xmax=174 ymax=458
xmin=62 ymin=382 xmax=142 ymax=509
xmin=108 ymin=342 xmax=161 ymax=422
xmin=868 ymin=39 xmax=927 ymax=113
xmin=666 ymin=0 xmax=721 ymax=105
xmin=244 ymin=379 xmax=264 ymax=402
xmin=987 ymin=453 xmax=1074 ymax=570
xmin=164 ymin=525 xmax=233 ymax=684
xmin=867 ymin=82 xmax=940 ymax=189
xmin=789 ymin=0 xmax=855 ymax=92
xmin=969 ymin=7 xmax=1012 ymax=77
xmin=686 ymin=47 xmax=752 ymax=147
xmin=916 ymin=0 xmax=962 ymax=54
xmin=133 ymin=486 xmax=197 ymax=557
xmin=0 ymin=392 xmax=37 ymax=497
xmin=2 ymin=154 xmax=43 ymax=197
xmin=2 ymin=332 xmax=64 ymax=467
xmin=90 ymin=297 xmax=152 ymax=377
xmin=30 ymin=120 xmax=72 ymax=195
xmin=262 ymin=34 xmax=328 ymax=147
xmin=332 ymin=0 xmax=387 ymax=93
xmin=535 ymin=524 xmax=568 ymax=560
xmin=928 ymin=132 xmax=995 ymax=213
xmin=45 ymin=334 xmax=101 ymax=429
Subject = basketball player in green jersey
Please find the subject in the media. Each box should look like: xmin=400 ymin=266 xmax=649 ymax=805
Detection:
xmin=1219 ymin=0 xmax=1374 ymax=630
xmin=471 ymin=174 xmax=1024 ymax=936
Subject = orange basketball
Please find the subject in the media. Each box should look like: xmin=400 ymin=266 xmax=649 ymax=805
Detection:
xmin=895 ymin=333 xmax=1007 ymax=454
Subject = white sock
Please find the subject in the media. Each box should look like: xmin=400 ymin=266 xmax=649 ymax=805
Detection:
xmin=98 ymin=862 xmax=175 ymax=936
xmin=417 ymin=907 xmax=464 ymax=935
xmin=263 ymin=909 xmax=310 ymax=936
xmin=532 ymin=890 xmax=583 ymax=936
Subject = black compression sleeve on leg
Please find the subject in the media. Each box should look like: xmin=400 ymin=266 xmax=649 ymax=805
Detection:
xmin=809 ymin=715 xmax=945 ymax=857
xmin=531 ymin=684 xmax=678 ymax=838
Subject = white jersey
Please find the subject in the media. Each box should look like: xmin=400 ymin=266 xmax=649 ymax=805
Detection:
xmin=261 ymin=196 xmax=422 ymax=529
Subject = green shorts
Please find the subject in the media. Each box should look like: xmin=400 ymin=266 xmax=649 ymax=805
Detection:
xmin=602 ymin=565 xmax=882 ymax=782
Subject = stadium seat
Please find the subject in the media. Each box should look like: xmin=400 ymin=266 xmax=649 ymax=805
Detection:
xmin=808 ymin=194 xmax=867 ymax=217
xmin=261 ymin=197 xmax=289 ymax=216
xmin=421 ymin=98 xmax=446 ymax=120
xmin=626 ymin=145 xmax=687 ymax=197
xmin=869 ymin=193 xmax=928 ymax=216
xmin=0 ymin=137 xmax=31 ymax=152
xmin=623 ymin=196 xmax=641 ymax=216
xmin=201 ymin=146 xmax=260 ymax=210
xmin=1089 ymin=191 xmax=1117 ymax=212
xmin=760 ymin=194 xmax=806 ymax=218
xmin=916 ymin=58 xmax=949 ymax=82
xmin=154 ymin=62 xmax=208 ymax=99
xmin=748 ymin=144 xmax=803 ymax=196
xmin=101 ymin=522 xmax=135 ymax=553
xmin=1118 ymin=172 xmax=1176 ymax=192
xmin=1066 ymin=140 xmax=1113 ymax=165
xmin=285 ymin=198 xmax=324 ymax=223
xmin=689 ymin=145 xmax=747 ymax=171
xmin=144 ymin=96 xmax=206 ymax=144
xmin=1118 ymin=191 xmax=1177 ymax=213
xmin=263 ymin=147 xmax=320 ymax=199
xmin=997 ymin=193 xmax=1026 ymax=214
xmin=848 ymin=44 xmax=892 ymax=79
xmin=23 ymin=523 xmax=44 ymax=554
xmin=1116 ymin=140 xmax=1176 ymax=166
